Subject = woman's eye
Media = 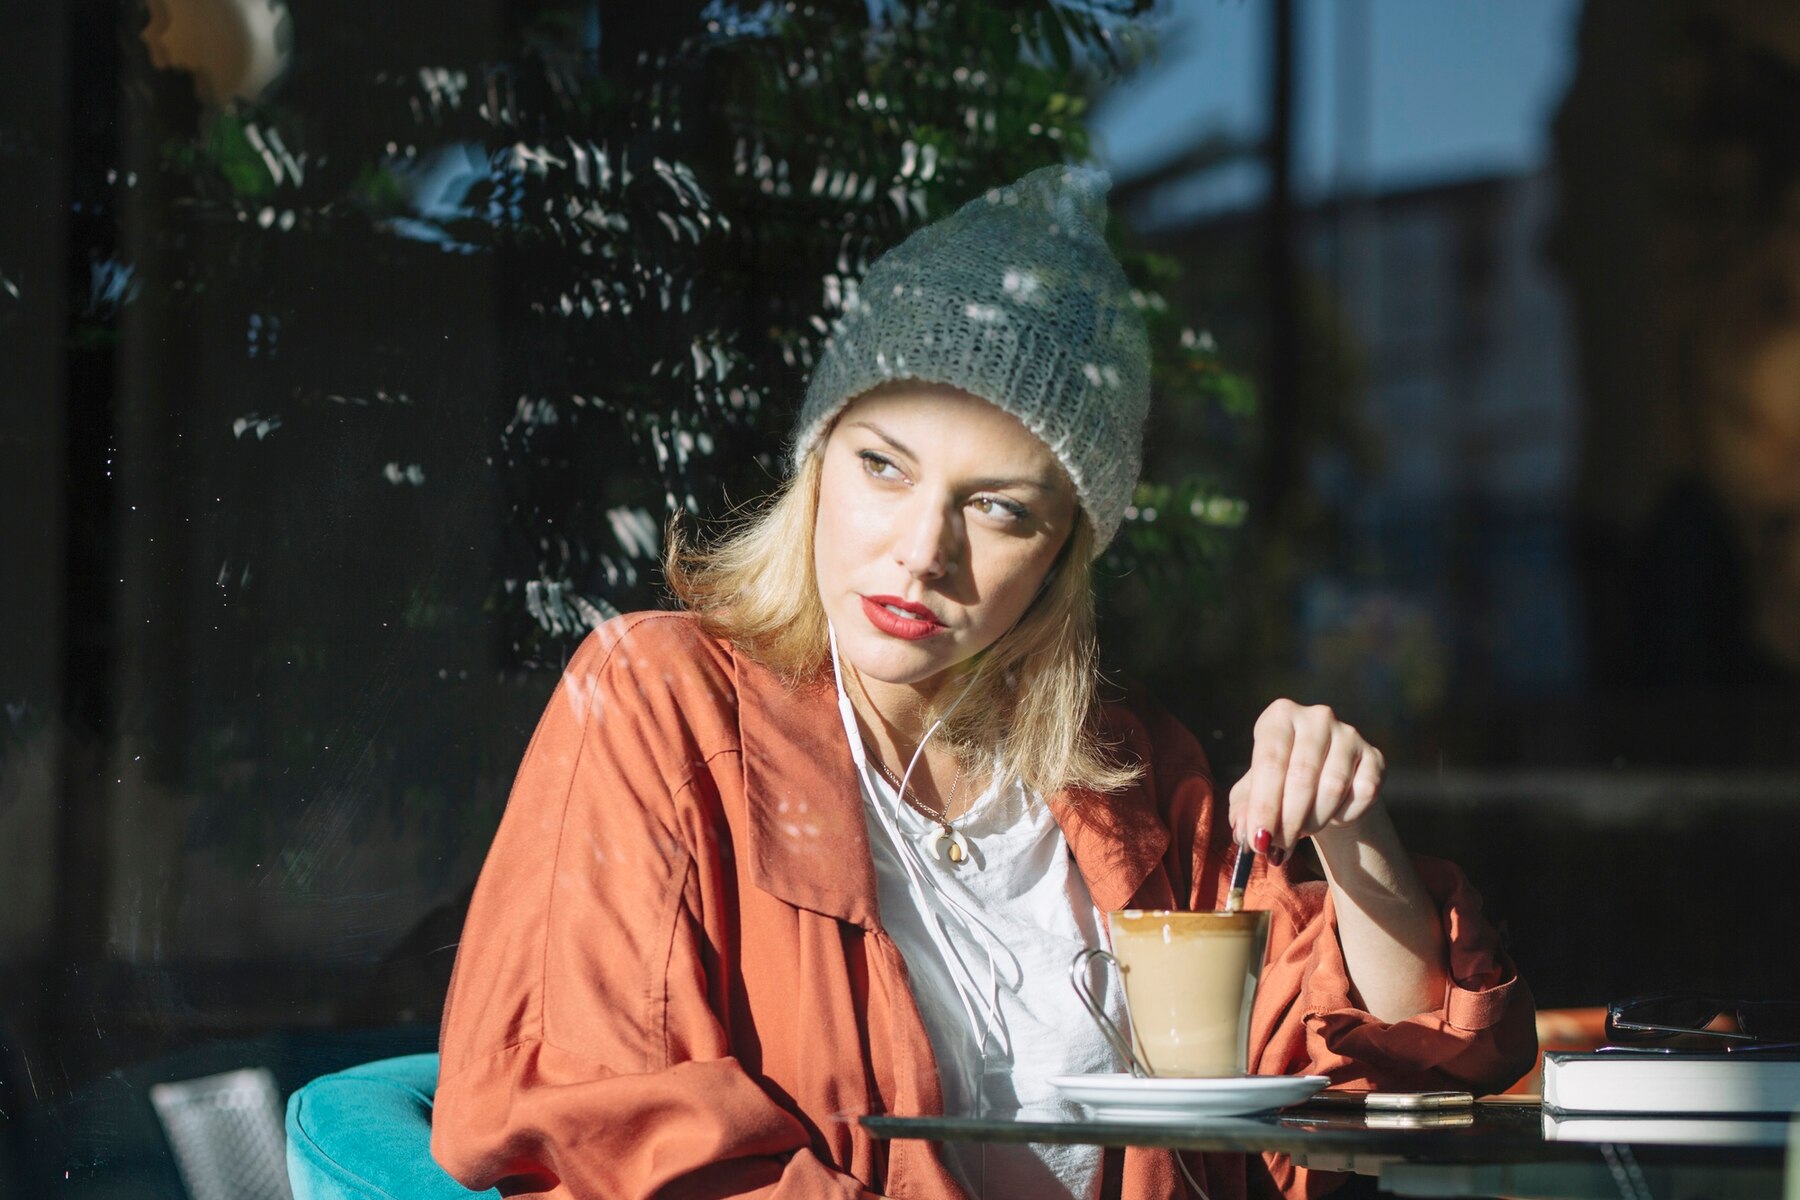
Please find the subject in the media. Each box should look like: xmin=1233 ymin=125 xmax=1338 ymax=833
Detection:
xmin=972 ymin=495 xmax=1029 ymax=523
xmin=858 ymin=451 xmax=902 ymax=480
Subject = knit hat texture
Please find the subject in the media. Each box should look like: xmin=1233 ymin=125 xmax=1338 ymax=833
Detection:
xmin=792 ymin=164 xmax=1151 ymax=552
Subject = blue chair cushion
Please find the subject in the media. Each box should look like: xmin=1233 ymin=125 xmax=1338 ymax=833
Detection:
xmin=285 ymin=1053 xmax=497 ymax=1200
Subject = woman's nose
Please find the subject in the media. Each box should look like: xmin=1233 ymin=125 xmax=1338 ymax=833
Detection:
xmin=896 ymin=499 xmax=961 ymax=580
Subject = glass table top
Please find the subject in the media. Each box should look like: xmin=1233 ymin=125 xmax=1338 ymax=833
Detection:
xmin=860 ymin=1098 xmax=1792 ymax=1164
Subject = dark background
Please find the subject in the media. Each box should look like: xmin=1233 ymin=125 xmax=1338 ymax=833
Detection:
xmin=4 ymin=0 xmax=1800 ymax=1194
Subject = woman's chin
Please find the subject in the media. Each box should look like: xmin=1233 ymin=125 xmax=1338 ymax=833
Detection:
xmin=845 ymin=655 xmax=943 ymax=691
xmin=838 ymin=635 xmax=958 ymax=691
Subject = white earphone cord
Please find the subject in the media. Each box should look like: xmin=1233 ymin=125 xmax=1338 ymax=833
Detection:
xmin=831 ymin=625 xmax=1180 ymax=1200
xmin=830 ymin=626 xmax=1021 ymax=1064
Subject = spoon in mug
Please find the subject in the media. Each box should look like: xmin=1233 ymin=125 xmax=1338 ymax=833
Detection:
xmin=1222 ymin=828 xmax=1268 ymax=913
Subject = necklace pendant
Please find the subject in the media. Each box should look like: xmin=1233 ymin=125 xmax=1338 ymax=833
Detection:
xmin=930 ymin=825 xmax=971 ymax=866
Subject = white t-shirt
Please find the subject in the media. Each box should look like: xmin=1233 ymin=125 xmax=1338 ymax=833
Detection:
xmin=832 ymin=669 xmax=1127 ymax=1199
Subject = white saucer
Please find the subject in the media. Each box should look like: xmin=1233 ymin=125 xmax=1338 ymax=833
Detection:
xmin=1049 ymin=1073 xmax=1330 ymax=1122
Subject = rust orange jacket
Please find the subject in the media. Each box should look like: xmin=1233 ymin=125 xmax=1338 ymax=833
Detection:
xmin=433 ymin=612 xmax=1536 ymax=1200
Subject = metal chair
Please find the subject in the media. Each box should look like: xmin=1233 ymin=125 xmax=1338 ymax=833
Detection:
xmin=150 ymin=1067 xmax=294 ymax=1200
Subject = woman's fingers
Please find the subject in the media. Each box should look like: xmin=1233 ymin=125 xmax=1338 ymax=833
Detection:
xmin=1246 ymin=701 xmax=1295 ymax=856
xmin=1227 ymin=774 xmax=1250 ymax=843
xmin=1315 ymin=729 xmax=1361 ymax=828
xmin=1339 ymin=743 xmax=1386 ymax=826
xmin=1278 ymin=712 xmax=1330 ymax=850
xmin=1237 ymin=701 xmax=1385 ymax=860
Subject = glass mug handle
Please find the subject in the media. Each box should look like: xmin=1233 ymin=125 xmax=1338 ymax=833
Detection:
xmin=1069 ymin=947 xmax=1151 ymax=1078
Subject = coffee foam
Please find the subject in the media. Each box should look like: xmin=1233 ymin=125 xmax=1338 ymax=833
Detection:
xmin=1112 ymin=910 xmax=1268 ymax=937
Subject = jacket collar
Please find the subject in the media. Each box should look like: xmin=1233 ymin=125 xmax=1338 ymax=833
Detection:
xmin=734 ymin=648 xmax=1174 ymax=926
xmin=1048 ymin=784 xmax=1173 ymax=913
xmin=736 ymin=655 xmax=885 ymax=929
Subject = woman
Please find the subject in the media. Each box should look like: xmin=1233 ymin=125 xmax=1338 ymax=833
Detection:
xmin=432 ymin=166 xmax=1535 ymax=1200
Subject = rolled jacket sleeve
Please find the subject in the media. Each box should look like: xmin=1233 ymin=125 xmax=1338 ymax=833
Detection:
xmin=1251 ymin=855 xmax=1538 ymax=1094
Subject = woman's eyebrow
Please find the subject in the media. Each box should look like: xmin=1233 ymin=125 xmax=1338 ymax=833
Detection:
xmin=965 ymin=473 xmax=1058 ymax=494
xmin=846 ymin=418 xmax=911 ymax=457
xmin=846 ymin=419 xmax=1061 ymax=493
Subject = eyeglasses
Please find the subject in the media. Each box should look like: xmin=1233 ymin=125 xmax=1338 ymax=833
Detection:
xmin=1604 ymin=995 xmax=1800 ymax=1051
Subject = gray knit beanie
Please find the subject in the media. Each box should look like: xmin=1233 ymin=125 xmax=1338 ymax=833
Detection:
xmin=791 ymin=164 xmax=1151 ymax=553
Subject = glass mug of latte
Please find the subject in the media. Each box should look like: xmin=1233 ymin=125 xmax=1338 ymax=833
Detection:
xmin=1070 ymin=910 xmax=1272 ymax=1077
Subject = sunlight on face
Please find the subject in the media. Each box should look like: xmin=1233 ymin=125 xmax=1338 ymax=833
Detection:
xmin=812 ymin=382 xmax=1079 ymax=710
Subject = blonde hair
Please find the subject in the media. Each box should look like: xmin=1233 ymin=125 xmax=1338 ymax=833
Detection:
xmin=665 ymin=451 xmax=1143 ymax=797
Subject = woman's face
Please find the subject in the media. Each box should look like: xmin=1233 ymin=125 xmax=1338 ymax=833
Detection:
xmin=813 ymin=382 xmax=1079 ymax=707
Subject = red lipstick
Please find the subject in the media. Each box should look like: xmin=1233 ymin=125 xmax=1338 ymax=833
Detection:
xmin=861 ymin=595 xmax=946 ymax=640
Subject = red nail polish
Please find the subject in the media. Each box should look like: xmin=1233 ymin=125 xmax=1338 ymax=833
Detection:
xmin=1253 ymin=828 xmax=1271 ymax=854
xmin=1268 ymin=846 xmax=1288 ymax=868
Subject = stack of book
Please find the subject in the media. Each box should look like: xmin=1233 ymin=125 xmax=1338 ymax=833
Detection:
xmin=1541 ymin=1051 xmax=1800 ymax=1145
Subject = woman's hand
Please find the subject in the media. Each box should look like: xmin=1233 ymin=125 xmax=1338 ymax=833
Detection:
xmin=1229 ymin=699 xmax=1448 ymax=1023
xmin=1226 ymin=699 xmax=1386 ymax=863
